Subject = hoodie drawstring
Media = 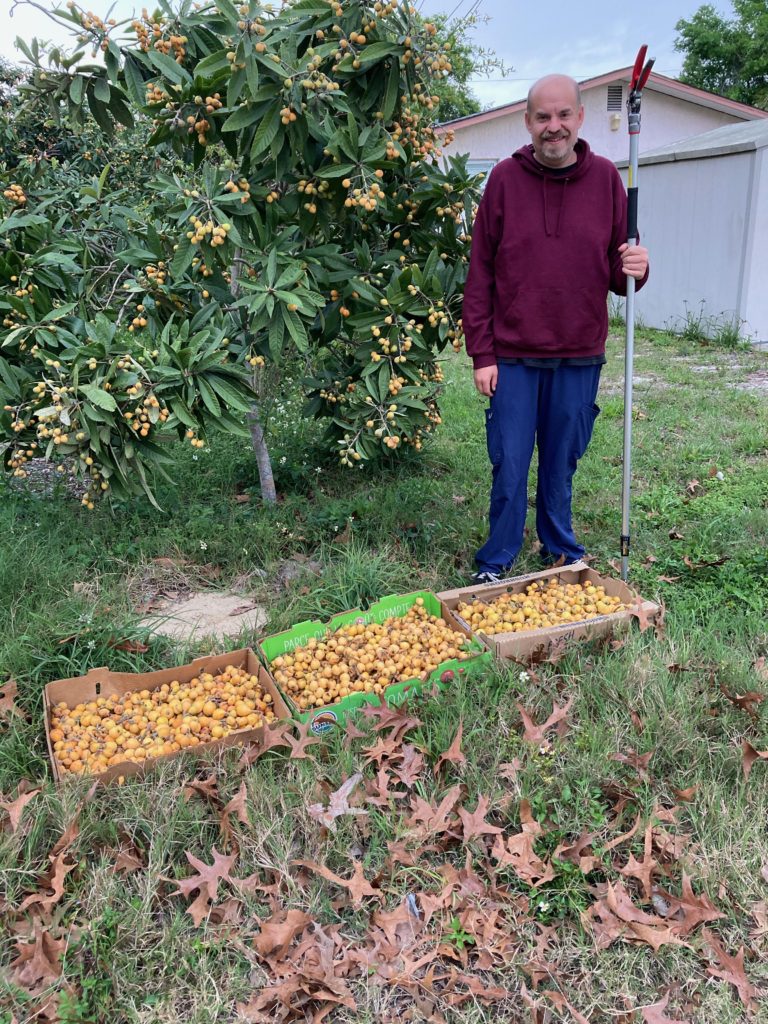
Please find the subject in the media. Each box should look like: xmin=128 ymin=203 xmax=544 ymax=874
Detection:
xmin=556 ymin=179 xmax=568 ymax=237
xmin=542 ymin=175 xmax=568 ymax=238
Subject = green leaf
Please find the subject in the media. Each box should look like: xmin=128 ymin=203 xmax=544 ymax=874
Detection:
xmin=222 ymin=103 xmax=264 ymax=132
xmin=283 ymin=306 xmax=308 ymax=352
xmin=147 ymin=49 xmax=193 ymax=85
xmin=347 ymin=111 xmax=358 ymax=152
xmin=216 ymin=409 xmax=252 ymax=437
xmin=357 ymin=42 xmax=401 ymax=66
xmin=169 ymin=397 xmax=197 ymax=428
xmin=79 ymin=383 xmax=117 ymax=411
xmin=197 ymin=375 xmax=221 ymax=417
xmin=123 ymin=54 xmax=147 ymax=106
xmin=315 ymin=163 xmax=356 ymax=179
xmin=268 ymin=312 xmax=285 ymax=360
xmin=93 ymin=75 xmax=111 ymax=103
xmin=382 ymin=60 xmax=400 ymax=121
xmin=207 ymin=374 xmax=253 ymax=412
xmin=194 ymin=49 xmax=232 ymax=78
xmin=171 ymin=239 xmax=196 ymax=279
xmin=250 ymin=105 xmax=281 ymax=160
xmin=69 ymin=75 xmax=85 ymax=106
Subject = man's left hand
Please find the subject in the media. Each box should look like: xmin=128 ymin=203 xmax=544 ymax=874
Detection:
xmin=618 ymin=243 xmax=648 ymax=280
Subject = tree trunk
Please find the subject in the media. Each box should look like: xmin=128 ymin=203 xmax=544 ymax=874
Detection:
xmin=231 ymin=248 xmax=277 ymax=504
xmin=247 ymin=368 xmax=277 ymax=504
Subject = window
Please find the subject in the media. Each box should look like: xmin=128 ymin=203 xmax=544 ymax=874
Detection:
xmin=607 ymin=85 xmax=623 ymax=111
xmin=466 ymin=159 xmax=497 ymax=189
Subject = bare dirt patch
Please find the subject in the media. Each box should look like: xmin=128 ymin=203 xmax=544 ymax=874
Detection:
xmin=732 ymin=370 xmax=768 ymax=395
xmin=139 ymin=591 xmax=268 ymax=640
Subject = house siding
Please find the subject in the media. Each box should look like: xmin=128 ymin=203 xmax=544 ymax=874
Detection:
xmin=442 ymin=86 xmax=751 ymax=168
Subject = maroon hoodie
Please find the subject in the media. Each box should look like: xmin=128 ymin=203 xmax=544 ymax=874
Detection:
xmin=462 ymin=139 xmax=648 ymax=368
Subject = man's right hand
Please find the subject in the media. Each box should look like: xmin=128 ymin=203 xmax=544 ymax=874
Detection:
xmin=473 ymin=364 xmax=498 ymax=397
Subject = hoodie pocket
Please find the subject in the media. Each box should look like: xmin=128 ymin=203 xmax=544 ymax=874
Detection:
xmin=485 ymin=406 xmax=503 ymax=468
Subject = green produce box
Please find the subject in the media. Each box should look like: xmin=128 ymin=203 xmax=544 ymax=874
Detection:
xmin=259 ymin=591 xmax=491 ymax=734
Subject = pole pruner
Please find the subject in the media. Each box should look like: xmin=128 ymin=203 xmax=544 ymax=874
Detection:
xmin=620 ymin=45 xmax=654 ymax=582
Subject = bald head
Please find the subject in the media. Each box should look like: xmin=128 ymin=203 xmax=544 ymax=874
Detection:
xmin=524 ymin=75 xmax=585 ymax=168
xmin=527 ymin=75 xmax=581 ymax=113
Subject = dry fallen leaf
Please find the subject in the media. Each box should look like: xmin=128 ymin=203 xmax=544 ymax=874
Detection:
xmin=307 ymin=773 xmax=367 ymax=831
xmin=434 ymin=721 xmax=467 ymax=775
xmin=19 ymin=852 xmax=76 ymax=913
xmin=170 ymin=847 xmax=238 ymax=927
xmin=407 ymin=784 xmax=463 ymax=837
xmin=720 ymin=682 xmax=765 ymax=718
xmin=0 ymin=786 xmax=41 ymax=834
xmin=286 ymin=720 xmax=322 ymax=760
xmin=641 ymin=992 xmax=691 ymax=1023
xmin=220 ymin=781 xmax=250 ymax=847
xmin=108 ymin=637 xmax=149 ymax=654
xmin=517 ymin=697 xmax=573 ymax=745
xmin=0 ymin=678 xmax=26 ymax=722
xmin=610 ymin=748 xmax=654 ymax=783
xmin=672 ymin=785 xmax=698 ymax=802
xmin=394 ymin=744 xmax=426 ymax=788
xmin=458 ymin=794 xmax=503 ymax=842
xmin=741 ymin=741 xmax=768 ymax=782
xmin=252 ymin=907 xmax=313 ymax=959
xmin=293 ymin=858 xmax=382 ymax=907
xmin=703 ymin=929 xmax=760 ymax=1012
xmin=11 ymin=922 xmax=66 ymax=988
xmin=618 ymin=822 xmax=657 ymax=901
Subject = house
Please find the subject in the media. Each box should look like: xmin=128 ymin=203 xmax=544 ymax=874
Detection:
xmin=437 ymin=68 xmax=768 ymax=179
xmin=616 ymin=119 xmax=768 ymax=345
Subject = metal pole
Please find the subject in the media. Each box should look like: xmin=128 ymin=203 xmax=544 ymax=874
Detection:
xmin=621 ymin=126 xmax=640 ymax=581
xmin=620 ymin=47 xmax=653 ymax=582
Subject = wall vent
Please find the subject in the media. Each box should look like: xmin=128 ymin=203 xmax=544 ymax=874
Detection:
xmin=607 ymin=84 xmax=623 ymax=111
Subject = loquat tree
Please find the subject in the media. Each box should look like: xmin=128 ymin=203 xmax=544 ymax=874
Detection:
xmin=1 ymin=0 xmax=481 ymax=506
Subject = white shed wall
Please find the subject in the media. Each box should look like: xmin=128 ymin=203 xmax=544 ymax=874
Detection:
xmin=618 ymin=153 xmax=758 ymax=338
xmin=444 ymin=87 xmax=751 ymax=167
xmin=740 ymin=149 xmax=768 ymax=342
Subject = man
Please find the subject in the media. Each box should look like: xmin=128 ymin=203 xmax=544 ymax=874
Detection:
xmin=462 ymin=74 xmax=649 ymax=584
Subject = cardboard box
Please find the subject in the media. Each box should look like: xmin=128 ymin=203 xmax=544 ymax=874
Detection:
xmin=44 ymin=648 xmax=291 ymax=785
xmin=258 ymin=590 xmax=492 ymax=734
xmin=437 ymin=562 xmax=660 ymax=661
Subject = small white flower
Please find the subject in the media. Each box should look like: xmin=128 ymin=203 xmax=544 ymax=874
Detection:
xmin=204 ymin=447 xmax=211 ymax=454
xmin=279 ymin=456 xmax=287 ymax=465
xmin=200 ymin=540 xmax=208 ymax=550
xmin=518 ymin=670 xmax=530 ymax=683
xmin=192 ymin=454 xmax=198 ymax=461
xmin=86 ymin=639 xmax=96 ymax=650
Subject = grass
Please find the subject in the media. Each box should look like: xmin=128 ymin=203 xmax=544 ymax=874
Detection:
xmin=1 ymin=329 xmax=768 ymax=1022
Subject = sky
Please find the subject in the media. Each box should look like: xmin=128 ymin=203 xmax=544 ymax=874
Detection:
xmin=1 ymin=0 xmax=734 ymax=110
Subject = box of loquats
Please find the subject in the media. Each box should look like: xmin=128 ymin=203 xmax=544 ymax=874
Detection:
xmin=258 ymin=591 xmax=492 ymax=735
xmin=437 ymin=562 xmax=660 ymax=662
xmin=43 ymin=648 xmax=291 ymax=784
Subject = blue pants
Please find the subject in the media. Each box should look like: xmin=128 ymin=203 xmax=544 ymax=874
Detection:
xmin=475 ymin=363 xmax=602 ymax=573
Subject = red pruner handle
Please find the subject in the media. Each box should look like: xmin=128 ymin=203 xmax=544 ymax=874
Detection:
xmin=637 ymin=57 xmax=655 ymax=91
xmin=630 ymin=45 xmax=648 ymax=91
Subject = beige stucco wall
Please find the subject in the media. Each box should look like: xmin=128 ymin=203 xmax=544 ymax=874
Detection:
xmin=442 ymin=86 xmax=750 ymax=167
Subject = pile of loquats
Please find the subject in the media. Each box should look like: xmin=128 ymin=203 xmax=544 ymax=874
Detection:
xmin=49 ymin=666 xmax=276 ymax=776
xmin=270 ymin=599 xmax=472 ymax=711
xmin=458 ymin=579 xmax=626 ymax=635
